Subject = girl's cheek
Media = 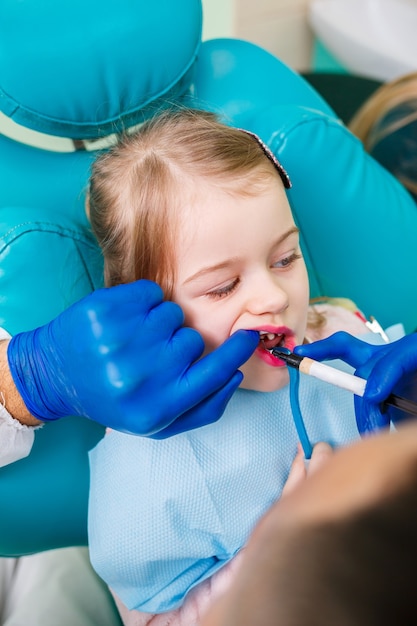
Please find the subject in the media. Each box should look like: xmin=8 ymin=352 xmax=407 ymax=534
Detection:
xmin=201 ymin=334 xmax=223 ymax=354
xmin=182 ymin=304 xmax=235 ymax=352
xmin=198 ymin=326 xmax=231 ymax=354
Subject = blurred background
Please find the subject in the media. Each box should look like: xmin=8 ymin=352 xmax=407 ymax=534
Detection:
xmin=201 ymin=0 xmax=417 ymax=124
xmin=202 ymin=0 xmax=317 ymax=71
xmin=202 ymin=0 xmax=417 ymax=79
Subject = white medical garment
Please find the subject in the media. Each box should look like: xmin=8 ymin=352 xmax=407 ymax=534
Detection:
xmin=0 ymin=328 xmax=37 ymax=467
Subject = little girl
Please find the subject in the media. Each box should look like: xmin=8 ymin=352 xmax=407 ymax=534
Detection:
xmin=87 ymin=108 xmax=376 ymax=625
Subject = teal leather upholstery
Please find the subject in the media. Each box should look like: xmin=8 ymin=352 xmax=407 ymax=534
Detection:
xmin=0 ymin=208 xmax=104 ymax=554
xmin=0 ymin=0 xmax=202 ymax=137
xmin=1 ymin=1 xmax=416 ymax=556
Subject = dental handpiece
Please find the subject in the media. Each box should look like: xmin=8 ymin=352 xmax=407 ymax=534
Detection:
xmin=272 ymin=347 xmax=417 ymax=417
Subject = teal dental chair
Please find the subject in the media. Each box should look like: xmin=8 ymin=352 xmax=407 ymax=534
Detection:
xmin=1 ymin=0 xmax=417 ymax=557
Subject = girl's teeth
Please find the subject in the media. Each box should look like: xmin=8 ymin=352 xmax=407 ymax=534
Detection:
xmin=259 ymin=332 xmax=276 ymax=340
xmin=259 ymin=332 xmax=282 ymax=339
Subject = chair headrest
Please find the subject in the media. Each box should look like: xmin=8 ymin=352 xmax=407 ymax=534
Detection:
xmin=0 ymin=0 xmax=202 ymax=139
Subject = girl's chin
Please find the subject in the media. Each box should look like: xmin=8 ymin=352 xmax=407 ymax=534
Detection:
xmin=240 ymin=369 xmax=290 ymax=392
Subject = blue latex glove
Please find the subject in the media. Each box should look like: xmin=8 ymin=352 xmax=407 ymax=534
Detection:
xmin=295 ymin=332 xmax=417 ymax=434
xmin=7 ymin=280 xmax=258 ymax=437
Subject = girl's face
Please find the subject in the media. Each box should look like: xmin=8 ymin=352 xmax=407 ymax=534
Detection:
xmin=172 ymin=175 xmax=310 ymax=392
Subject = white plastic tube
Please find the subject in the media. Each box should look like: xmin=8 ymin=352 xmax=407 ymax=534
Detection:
xmin=299 ymin=358 xmax=367 ymax=397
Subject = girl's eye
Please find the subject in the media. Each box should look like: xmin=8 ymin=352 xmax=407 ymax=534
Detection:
xmin=273 ymin=252 xmax=302 ymax=269
xmin=206 ymin=277 xmax=240 ymax=299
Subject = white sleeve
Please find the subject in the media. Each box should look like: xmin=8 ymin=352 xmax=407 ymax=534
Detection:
xmin=0 ymin=403 xmax=36 ymax=468
xmin=0 ymin=327 xmax=40 ymax=467
xmin=0 ymin=327 xmax=10 ymax=341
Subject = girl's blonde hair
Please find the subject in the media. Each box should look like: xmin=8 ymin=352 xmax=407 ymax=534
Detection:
xmin=89 ymin=108 xmax=285 ymax=297
xmin=349 ymin=72 xmax=417 ymax=197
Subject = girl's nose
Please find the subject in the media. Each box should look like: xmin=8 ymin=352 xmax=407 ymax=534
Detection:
xmin=246 ymin=274 xmax=289 ymax=316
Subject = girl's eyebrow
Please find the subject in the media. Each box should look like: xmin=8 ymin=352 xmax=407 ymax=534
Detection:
xmin=184 ymin=259 xmax=241 ymax=284
xmin=183 ymin=226 xmax=300 ymax=284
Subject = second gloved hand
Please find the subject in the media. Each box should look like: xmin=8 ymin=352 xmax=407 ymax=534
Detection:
xmin=7 ymin=280 xmax=259 ymax=436
xmin=295 ymin=332 xmax=417 ymax=434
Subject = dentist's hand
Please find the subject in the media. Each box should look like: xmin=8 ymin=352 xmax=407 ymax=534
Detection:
xmin=7 ymin=280 xmax=259 ymax=437
xmin=295 ymin=332 xmax=417 ymax=434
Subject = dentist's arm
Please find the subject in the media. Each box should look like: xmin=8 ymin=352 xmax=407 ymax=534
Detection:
xmin=5 ymin=280 xmax=259 ymax=437
xmin=0 ymin=339 xmax=40 ymax=426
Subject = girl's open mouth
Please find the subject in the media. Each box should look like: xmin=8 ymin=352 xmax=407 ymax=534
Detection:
xmin=259 ymin=332 xmax=286 ymax=351
xmin=254 ymin=328 xmax=297 ymax=366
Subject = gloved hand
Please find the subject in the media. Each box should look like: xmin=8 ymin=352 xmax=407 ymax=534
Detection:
xmin=295 ymin=332 xmax=417 ymax=435
xmin=7 ymin=280 xmax=258 ymax=437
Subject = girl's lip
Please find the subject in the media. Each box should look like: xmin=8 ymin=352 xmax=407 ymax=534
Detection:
xmin=252 ymin=325 xmax=292 ymax=334
xmin=254 ymin=326 xmax=294 ymax=346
